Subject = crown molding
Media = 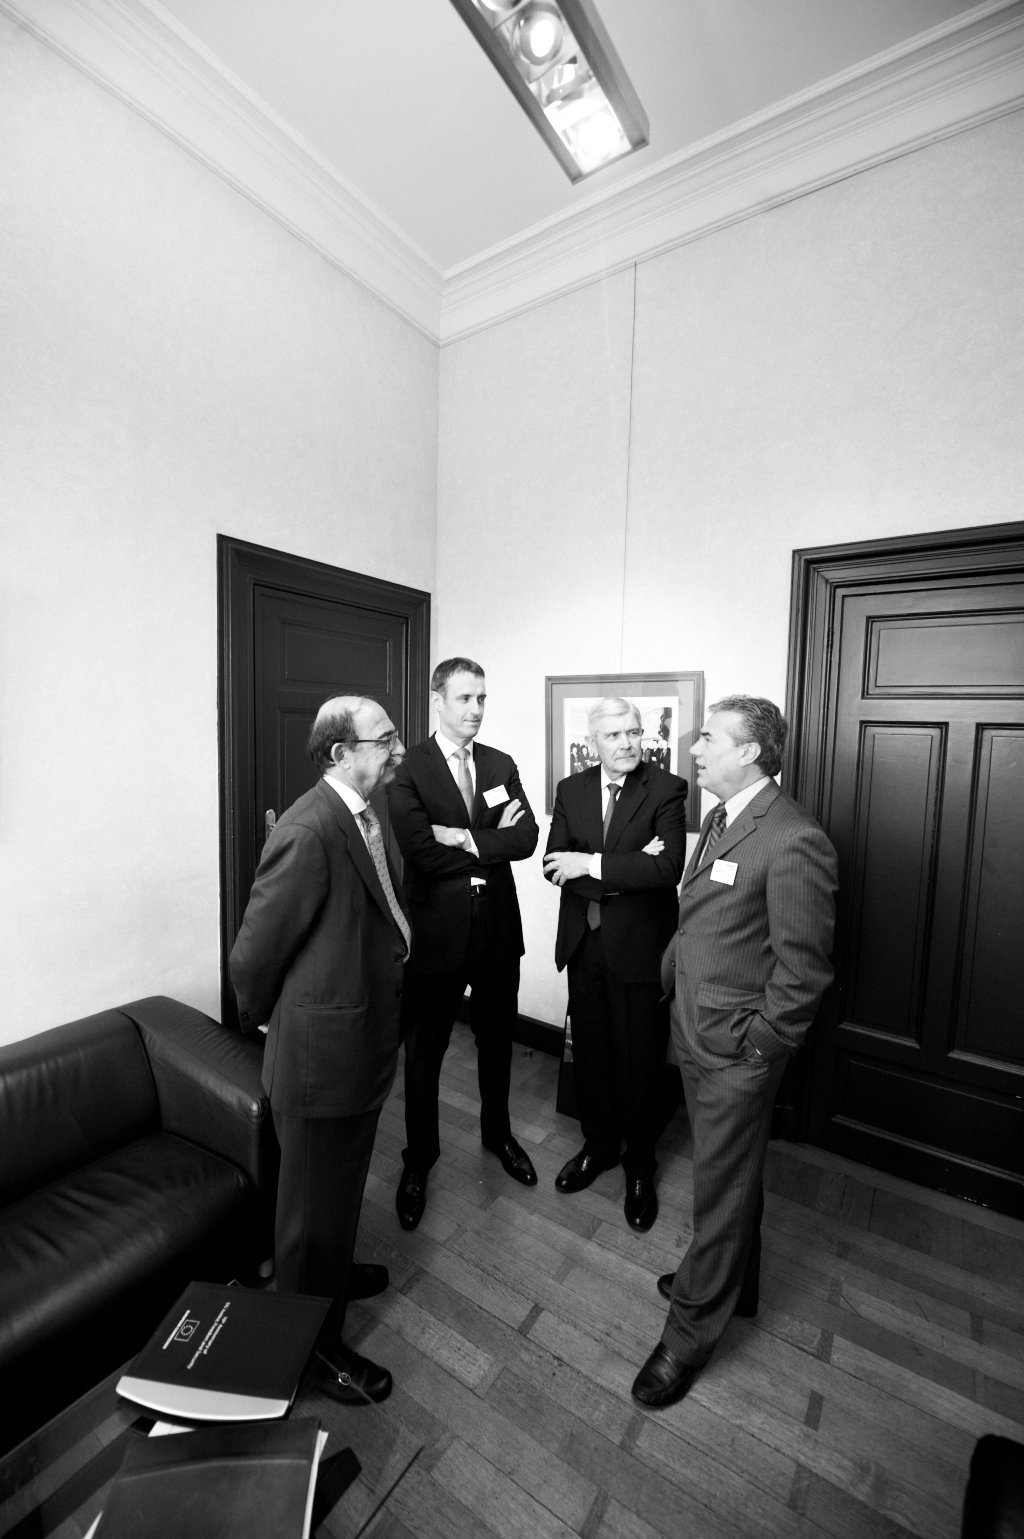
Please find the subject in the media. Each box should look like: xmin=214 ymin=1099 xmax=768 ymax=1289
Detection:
xmin=2 ymin=0 xmax=445 ymax=338
xmin=5 ymin=0 xmax=1023 ymax=346
xmin=440 ymin=0 xmax=1024 ymax=340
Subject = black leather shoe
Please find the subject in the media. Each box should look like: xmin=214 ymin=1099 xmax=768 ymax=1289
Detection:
xmin=631 ymin=1343 xmax=697 ymax=1409
xmin=656 ymin=1272 xmax=757 ymax=1317
xmin=347 ymin=1261 xmax=389 ymax=1300
xmin=317 ymin=1342 xmax=393 ymax=1405
xmin=624 ymin=1174 xmax=658 ymax=1231
xmin=396 ymin=1166 xmax=427 ymax=1231
xmin=482 ymin=1135 xmax=537 ymax=1187
xmin=554 ymin=1148 xmax=618 ymax=1194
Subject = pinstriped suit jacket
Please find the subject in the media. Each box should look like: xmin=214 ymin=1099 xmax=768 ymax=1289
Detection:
xmin=660 ymin=782 xmax=838 ymax=1063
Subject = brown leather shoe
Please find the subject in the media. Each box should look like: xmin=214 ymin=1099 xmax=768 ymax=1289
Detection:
xmin=631 ymin=1343 xmax=696 ymax=1409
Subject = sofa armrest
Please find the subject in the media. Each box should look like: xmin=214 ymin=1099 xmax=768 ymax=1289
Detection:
xmin=119 ymin=996 xmax=274 ymax=1196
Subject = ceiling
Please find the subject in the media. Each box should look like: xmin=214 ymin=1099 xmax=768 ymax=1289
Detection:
xmin=146 ymin=0 xmax=978 ymax=271
xmin=8 ymin=0 xmax=1024 ymax=336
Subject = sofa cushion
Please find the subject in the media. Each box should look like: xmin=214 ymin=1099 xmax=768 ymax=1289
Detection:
xmin=0 ymin=1010 xmax=158 ymax=1207
xmin=0 ymin=1132 xmax=253 ymax=1370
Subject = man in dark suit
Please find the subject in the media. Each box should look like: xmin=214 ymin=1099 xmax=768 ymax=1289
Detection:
xmin=230 ymin=694 xmax=411 ymax=1406
xmin=543 ymin=698 xmax=688 ymax=1231
xmin=632 ymin=695 xmax=838 ymax=1409
xmin=387 ymin=657 xmax=539 ymax=1230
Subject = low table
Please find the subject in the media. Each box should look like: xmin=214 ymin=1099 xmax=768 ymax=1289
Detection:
xmin=0 ymin=1357 xmax=421 ymax=1538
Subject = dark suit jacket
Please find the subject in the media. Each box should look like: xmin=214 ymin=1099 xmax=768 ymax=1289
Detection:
xmin=386 ymin=737 xmax=538 ymax=975
xmin=229 ymin=778 xmax=410 ymax=1118
xmin=545 ymin=763 xmax=688 ymax=983
xmin=660 ymin=782 xmax=838 ymax=1062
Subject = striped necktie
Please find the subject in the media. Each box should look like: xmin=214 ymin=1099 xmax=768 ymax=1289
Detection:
xmin=360 ymin=807 xmax=411 ymax=954
xmin=700 ymin=803 xmax=728 ymax=863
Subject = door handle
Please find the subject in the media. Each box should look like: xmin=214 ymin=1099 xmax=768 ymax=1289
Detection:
xmin=264 ymin=809 xmax=277 ymax=843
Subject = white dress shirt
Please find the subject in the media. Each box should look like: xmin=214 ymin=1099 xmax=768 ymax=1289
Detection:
xmin=588 ymin=771 xmax=627 ymax=880
xmin=435 ymin=730 xmax=481 ymax=862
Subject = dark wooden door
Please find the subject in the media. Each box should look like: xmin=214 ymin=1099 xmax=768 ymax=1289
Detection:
xmin=788 ymin=523 xmax=1024 ymax=1217
xmin=218 ymin=536 xmax=430 ymax=1026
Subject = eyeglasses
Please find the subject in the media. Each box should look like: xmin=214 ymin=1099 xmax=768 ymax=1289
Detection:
xmin=348 ymin=731 xmax=401 ymax=751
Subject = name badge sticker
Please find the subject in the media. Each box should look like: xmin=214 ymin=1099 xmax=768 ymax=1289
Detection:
xmin=483 ymin=785 xmax=508 ymax=808
xmin=710 ymin=859 xmax=738 ymax=886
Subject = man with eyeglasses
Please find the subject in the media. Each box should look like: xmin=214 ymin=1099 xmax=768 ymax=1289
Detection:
xmin=230 ymin=694 xmax=410 ymax=1406
xmin=543 ymin=697 xmax=688 ymax=1232
xmin=387 ymin=656 xmax=539 ymax=1231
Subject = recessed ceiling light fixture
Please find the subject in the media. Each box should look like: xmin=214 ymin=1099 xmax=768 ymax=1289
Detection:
xmin=450 ymin=0 xmax=649 ymax=182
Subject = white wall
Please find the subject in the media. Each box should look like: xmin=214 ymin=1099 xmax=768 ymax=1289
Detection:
xmin=0 ymin=17 xmax=438 ymax=1040
xmin=4 ymin=7 xmax=1022 ymax=1044
xmin=437 ymin=110 xmax=1024 ymax=1030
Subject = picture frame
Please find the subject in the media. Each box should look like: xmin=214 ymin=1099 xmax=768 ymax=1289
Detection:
xmin=544 ymin=671 xmax=705 ymax=827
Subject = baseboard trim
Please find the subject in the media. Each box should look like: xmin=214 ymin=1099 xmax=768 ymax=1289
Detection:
xmin=454 ymin=996 xmax=564 ymax=1060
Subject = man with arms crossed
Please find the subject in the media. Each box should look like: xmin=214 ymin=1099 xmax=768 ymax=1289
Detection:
xmin=230 ymin=694 xmax=410 ymax=1405
xmin=632 ymin=695 xmax=837 ymax=1409
xmin=544 ymin=698 xmax=688 ymax=1231
xmin=388 ymin=657 xmax=539 ymax=1231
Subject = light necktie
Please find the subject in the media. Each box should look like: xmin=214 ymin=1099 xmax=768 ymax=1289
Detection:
xmin=700 ymin=802 xmax=728 ymax=863
xmin=359 ymin=807 xmax=411 ymax=953
xmin=587 ymin=782 xmax=621 ymax=930
xmin=455 ymin=747 xmax=474 ymax=820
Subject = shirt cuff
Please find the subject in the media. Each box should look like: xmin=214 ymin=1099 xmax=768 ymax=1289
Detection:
xmin=588 ymin=852 xmax=602 ymax=880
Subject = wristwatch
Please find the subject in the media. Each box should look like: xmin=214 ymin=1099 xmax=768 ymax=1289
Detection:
xmin=457 ymin=829 xmax=468 ymax=848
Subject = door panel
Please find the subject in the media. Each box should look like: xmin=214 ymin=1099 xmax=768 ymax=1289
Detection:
xmin=788 ymin=524 xmax=1024 ymax=1216
xmin=958 ymin=726 xmax=1024 ymax=1065
xmin=218 ymin=537 xmax=430 ymax=1027
xmin=254 ymin=587 xmax=409 ymax=841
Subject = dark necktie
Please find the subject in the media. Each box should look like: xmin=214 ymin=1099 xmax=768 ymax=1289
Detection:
xmin=700 ymin=803 xmax=728 ymax=863
xmin=359 ymin=807 xmax=411 ymax=953
xmin=455 ymin=747 xmax=474 ymax=820
xmin=587 ymin=782 xmax=621 ymax=930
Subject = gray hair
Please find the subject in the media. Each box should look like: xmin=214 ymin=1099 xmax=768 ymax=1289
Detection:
xmin=709 ymin=695 xmax=787 ymax=778
xmin=587 ymin=696 xmax=641 ymax=735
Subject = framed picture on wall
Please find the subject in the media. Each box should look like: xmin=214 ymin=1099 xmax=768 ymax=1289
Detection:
xmin=544 ymin=671 xmax=705 ymax=827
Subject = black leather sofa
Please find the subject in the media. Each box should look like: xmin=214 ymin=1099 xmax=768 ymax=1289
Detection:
xmin=0 ymin=995 xmax=276 ymax=1452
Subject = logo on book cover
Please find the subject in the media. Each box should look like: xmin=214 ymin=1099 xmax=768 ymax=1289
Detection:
xmin=172 ymin=1316 xmax=201 ymax=1343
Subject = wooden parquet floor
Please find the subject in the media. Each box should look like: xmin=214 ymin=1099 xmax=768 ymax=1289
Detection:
xmin=345 ymin=1027 xmax=1024 ymax=1539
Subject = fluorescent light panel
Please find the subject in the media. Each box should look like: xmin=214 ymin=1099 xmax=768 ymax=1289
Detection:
xmin=451 ymin=0 xmax=649 ymax=181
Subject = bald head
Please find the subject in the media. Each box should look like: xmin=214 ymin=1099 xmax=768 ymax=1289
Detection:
xmin=307 ymin=695 xmax=374 ymax=772
xmin=306 ymin=694 xmax=405 ymax=800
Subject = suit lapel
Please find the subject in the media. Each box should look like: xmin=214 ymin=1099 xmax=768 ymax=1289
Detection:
xmin=470 ymin=743 xmax=499 ymax=827
xmin=575 ymin=766 xmax=604 ymax=852
xmin=682 ymin=782 xmax=780 ymax=886
xmin=317 ymin=781 xmax=409 ymax=930
xmin=422 ymin=736 xmax=471 ymax=824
